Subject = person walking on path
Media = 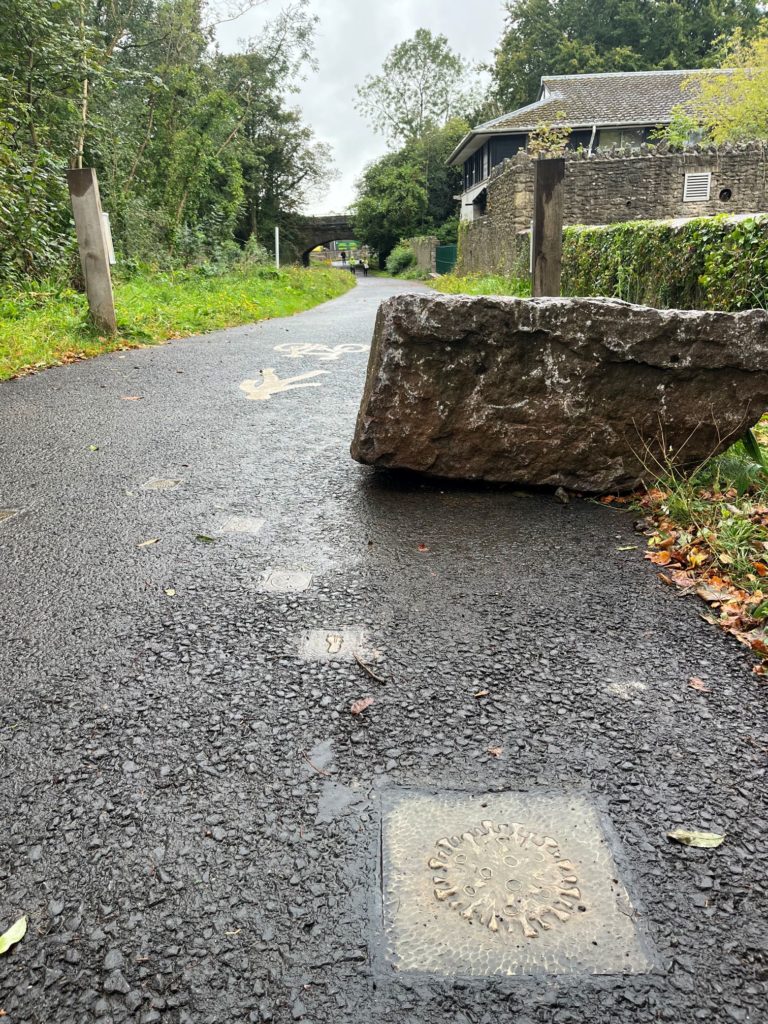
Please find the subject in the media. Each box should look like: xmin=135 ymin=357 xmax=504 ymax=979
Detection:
xmin=362 ymin=259 xmax=369 ymax=277
xmin=349 ymin=256 xmax=357 ymax=276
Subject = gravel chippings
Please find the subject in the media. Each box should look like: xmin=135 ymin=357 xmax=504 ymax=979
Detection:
xmin=0 ymin=276 xmax=766 ymax=1023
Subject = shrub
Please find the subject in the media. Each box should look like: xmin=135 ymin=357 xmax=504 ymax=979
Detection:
xmin=436 ymin=217 xmax=459 ymax=245
xmin=386 ymin=243 xmax=415 ymax=275
xmin=399 ymin=265 xmax=432 ymax=280
xmin=562 ymin=214 xmax=768 ymax=311
xmin=240 ymin=236 xmax=272 ymax=267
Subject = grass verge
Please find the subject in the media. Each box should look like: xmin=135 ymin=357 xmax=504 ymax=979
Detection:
xmin=429 ymin=273 xmax=532 ymax=297
xmin=0 ymin=264 xmax=355 ymax=381
xmin=603 ymin=421 xmax=768 ymax=676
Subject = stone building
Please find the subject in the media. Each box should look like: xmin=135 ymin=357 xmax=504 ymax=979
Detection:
xmin=449 ymin=68 xmax=735 ymax=223
xmin=456 ymin=143 xmax=768 ymax=277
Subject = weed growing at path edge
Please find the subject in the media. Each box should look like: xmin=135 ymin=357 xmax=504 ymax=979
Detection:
xmin=604 ymin=421 xmax=768 ymax=675
xmin=430 ymin=273 xmax=532 ymax=297
xmin=0 ymin=265 xmax=355 ymax=380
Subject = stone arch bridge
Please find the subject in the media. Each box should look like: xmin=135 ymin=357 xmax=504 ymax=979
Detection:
xmin=296 ymin=215 xmax=356 ymax=265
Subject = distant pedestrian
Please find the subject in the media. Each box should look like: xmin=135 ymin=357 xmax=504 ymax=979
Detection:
xmin=341 ymin=250 xmax=347 ymax=263
xmin=349 ymin=257 xmax=357 ymax=276
xmin=362 ymin=259 xmax=369 ymax=277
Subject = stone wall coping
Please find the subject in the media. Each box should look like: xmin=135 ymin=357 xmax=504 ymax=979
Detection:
xmin=488 ymin=140 xmax=768 ymax=185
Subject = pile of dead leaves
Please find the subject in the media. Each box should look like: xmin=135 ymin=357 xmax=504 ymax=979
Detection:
xmin=602 ymin=489 xmax=768 ymax=676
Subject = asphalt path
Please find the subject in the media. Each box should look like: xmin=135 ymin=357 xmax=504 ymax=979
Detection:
xmin=0 ymin=276 xmax=766 ymax=1023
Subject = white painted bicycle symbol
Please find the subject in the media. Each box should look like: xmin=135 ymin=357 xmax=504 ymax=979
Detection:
xmin=274 ymin=343 xmax=369 ymax=362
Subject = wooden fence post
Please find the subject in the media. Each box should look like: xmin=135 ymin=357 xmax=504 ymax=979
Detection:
xmin=67 ymin=167 xmax=117 ymax=335
xmin=532 ymin=157 xmax=565 ymax=297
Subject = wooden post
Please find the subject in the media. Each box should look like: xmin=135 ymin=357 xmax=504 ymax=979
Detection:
xmin=532 ymin=157 xmax=565 ymax=297
xmin=67 ymin=167 xmax=117 ymax=334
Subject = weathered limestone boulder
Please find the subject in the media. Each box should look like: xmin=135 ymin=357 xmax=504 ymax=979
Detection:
xmin=351 ymin=294 xmax=768 ymax=492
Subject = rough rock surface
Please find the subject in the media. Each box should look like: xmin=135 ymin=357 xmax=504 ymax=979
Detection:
xmin=351 ymin=293 xmax=768 ymax=491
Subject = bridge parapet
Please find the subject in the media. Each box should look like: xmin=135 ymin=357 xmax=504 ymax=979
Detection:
xmin=296 ymin=215 xmax=356 ymax=264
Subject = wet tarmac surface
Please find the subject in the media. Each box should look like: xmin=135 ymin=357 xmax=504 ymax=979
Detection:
xmin=0 ymin=276 xmax=766 ymax=1022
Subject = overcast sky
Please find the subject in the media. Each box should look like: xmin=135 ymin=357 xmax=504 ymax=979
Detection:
xmin=216 ymin=0 xmax=506 ymax=214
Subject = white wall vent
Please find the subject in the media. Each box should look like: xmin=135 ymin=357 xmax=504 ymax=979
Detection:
xmin=683 ymin=171 xmax=712 ymax=202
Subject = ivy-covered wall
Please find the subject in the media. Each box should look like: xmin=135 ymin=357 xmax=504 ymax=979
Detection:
xmin=561 ymin=214 xmax=768 ymax=311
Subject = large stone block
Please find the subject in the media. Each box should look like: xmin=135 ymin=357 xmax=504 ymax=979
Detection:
xmin=350 ymin=294 xmax=768 ymax=492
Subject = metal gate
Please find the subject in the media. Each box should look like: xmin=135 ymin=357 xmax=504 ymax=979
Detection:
xmin=435 ymin=243 xmax=457 ymax=275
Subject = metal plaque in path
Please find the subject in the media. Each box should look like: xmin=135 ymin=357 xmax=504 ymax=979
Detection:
xmin=380 ymin=788 xmax=654 ymax=977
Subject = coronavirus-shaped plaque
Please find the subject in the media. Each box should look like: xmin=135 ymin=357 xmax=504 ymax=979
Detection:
xmin=429 ymin=820 xmax=581 ymax=938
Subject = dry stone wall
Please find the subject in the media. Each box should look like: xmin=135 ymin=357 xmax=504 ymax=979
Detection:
xmin=457 ymin=143 xmax=768 ymax=276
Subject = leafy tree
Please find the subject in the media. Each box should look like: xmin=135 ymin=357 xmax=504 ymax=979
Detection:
xmin=352 ymin=118 xmax=468 ymax=261
xmin=0 ymin=0 xmax=335 ymax=282
xmin=356 ymin=29 xmax=473 ymax=145
xmin=649 ymin=106 xmax=703 ymax=146
xmin=490 ymin=0 xmax=764 ymax=111
xmin=684 ymin=23 xmax=768 ymax=143
xmin=353 ymin=158 xmax=428 ymax=259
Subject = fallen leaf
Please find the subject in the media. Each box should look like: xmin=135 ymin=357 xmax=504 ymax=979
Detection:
xmin=667 ymin=829 xmax=725 ymax=848
xmin=696 ymin=582 xmax=734 ymax=604
xmin=687 ymin=676 xmax=711 ymax=693
xmin=88 ymin=445 xmax=99 ymax=452
xmin=646 ymin=550 xmax=672 ymax=565
xmin=487 ymin=746 xmax=503 ymax=758
xmin=195 ymin=534 xmax=216 ymax=544
xmin=665 ymin=569 xmax=697 ymax=590
xmin=350 ymin=696 xmax=374 ymax=715
xmin=617 ymin=545 xmax=638 ymax=551
xmin=0 ymin=916 xmax=27 ymax=955
xmin=164 ymin=588 xmax=176 ymax=597
xmin=120 ymin=395 xmax=143 ymax=401
xmin=753 ymin=561 xmax=768 ymax=577
xmin=417 ymin=543 xmax=429 ymax=552
xmin=687 ymin=548 xmax=707 ymax=568
xmin=474 ymin=689 xmax=490 ymax=698
xmin=137 ymin=538 xmax=159 ymax=548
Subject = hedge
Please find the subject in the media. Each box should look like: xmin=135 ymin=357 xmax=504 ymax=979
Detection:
xmin=562 ymin=214 xmax=768 ymax=311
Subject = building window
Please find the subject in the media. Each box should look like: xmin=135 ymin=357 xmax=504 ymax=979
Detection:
xmin=597 ymin=127 xmax=645 ymax=149
xmin=683 ymin=172 xmax=712 ymax=202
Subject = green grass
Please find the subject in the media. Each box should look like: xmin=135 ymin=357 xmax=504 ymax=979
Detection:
xmin=0 ymin=264 xmax=355 ymax=380
xmin=430 ymin=272 xmax=532 ymax=297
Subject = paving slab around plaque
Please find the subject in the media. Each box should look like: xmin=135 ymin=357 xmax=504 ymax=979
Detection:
xmin=141 ymin=477 xmax=183 ymax=491
xmin=378 ymin=787 xmax=655 ymax=979
xmin=259 ymin=569 xmax=313 ymax=594
xmin=218 ymin=515 xmax=265 ymax=536
xmin=298 ymin=627 xmax=369 ymax=662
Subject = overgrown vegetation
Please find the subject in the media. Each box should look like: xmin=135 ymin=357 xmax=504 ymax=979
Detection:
xmin=606 ymin=422 xmax=768 ymax=674
xmin=671 ymin=20 xmax=768 ymax=145
xmin=0 ymin=0 xmax=333 ymax=286
xmin=562 ymin=214 xmax=768 ymax=310
xmin=0 ymin=265 xmax=353 ymax=381
xmin=430 ymin=273 xmax=532 ymax=296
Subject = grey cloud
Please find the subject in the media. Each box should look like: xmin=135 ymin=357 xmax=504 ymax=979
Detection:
xmin=217 ymin=0 xmax=504 ymax=213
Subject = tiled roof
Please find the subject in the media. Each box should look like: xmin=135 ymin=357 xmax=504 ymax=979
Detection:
xmin=480 ymin=70 xmax=724 ymax=132
xmin=449 ymin=69 xmax=733 ymax=164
